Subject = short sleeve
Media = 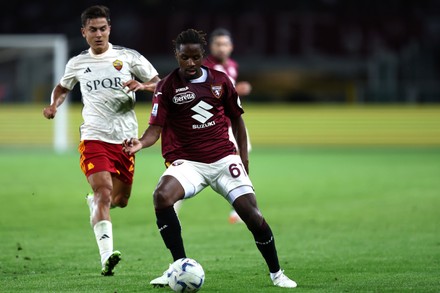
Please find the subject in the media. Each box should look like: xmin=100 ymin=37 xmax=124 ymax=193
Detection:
xmin=223 ymin=77 xmax=244 ymax=118
xmin=59 ymin=58 xmax=78 ymax=90
xmin=149 ymin=80 xmax=168 ymax=126
xmin=131 ymin=55 xmax=159 ymax=82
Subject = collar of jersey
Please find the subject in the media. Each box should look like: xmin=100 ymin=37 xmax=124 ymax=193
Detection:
xmin=190 ymin=67 xmax=208 ymax=83
xmin=88 ymin=43 xmax=113 ymax=58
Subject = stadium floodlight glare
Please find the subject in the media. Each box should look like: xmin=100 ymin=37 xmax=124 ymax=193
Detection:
xmin=0 ymin=34 xmax=69 ymax=153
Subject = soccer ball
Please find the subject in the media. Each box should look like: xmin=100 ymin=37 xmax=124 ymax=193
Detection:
xmin=167 ymin=258 xmax=205 ymax=292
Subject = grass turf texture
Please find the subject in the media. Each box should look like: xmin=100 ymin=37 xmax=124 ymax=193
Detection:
xmin=1 ymin=147 xmax=439 ymax=292
xmin=1 ymin=104 xmax=439 ymax=292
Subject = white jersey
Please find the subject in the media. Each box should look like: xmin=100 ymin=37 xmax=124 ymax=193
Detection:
xmin=60 ymin=43 xmax=158 ymax=144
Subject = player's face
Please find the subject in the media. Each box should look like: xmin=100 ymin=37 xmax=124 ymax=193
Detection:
xmin=175 ymin=44 xmax=204 ymax=80
xmin=81 ymin=17 xmax=111 ymax=55
xmin=210 ymin=35 xmax=233 ymax=63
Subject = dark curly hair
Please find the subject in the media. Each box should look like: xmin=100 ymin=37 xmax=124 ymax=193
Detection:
xmin=173 ymin=29 xmax=207 ymax=51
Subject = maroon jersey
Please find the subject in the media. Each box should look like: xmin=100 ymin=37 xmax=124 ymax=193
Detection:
xmin=150 ymin=66 xmax=244 ymax=164
xmin=203 ymin=55 xmax=238 ymax=85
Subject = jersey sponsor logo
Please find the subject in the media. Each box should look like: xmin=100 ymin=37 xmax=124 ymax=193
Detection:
xmin=211 ymin=85 xmax=223 ymax=99
xmin=113 ymin=59 xmax=123 ymax=71
xmin=173 ymin=91 xmax=196 ymax=104
xmin=85 ymin=77 xmax=123 ymax=91
xmin=191 ymin=101 xmax=213 ymax=124
xmin=175 ymin=86 xmax=189 ymax=93
xmin=192 ymin=121 xmax=216 ymax=129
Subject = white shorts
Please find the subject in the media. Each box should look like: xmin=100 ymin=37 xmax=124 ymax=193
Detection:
xmin=162 ymin=155 xmax=255 ymax=204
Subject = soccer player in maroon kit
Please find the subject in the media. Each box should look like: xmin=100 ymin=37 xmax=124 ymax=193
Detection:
xmin=203 ymin=27 xmax=252 ymax=224
xmin=203 ymin=28 xmax=252 ymax=98
xmin=123 ymin=29 xmax=297 ymax=288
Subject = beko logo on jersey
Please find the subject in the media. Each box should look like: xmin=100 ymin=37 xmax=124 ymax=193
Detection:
xmin=173 ymin=92 xmax=195 ymax=104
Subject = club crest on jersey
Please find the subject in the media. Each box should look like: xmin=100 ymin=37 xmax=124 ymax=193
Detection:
xmin=113 ymin=60 xmax=123 ymax=71
xmin=211 ymin=85 xmax=223 ymax=99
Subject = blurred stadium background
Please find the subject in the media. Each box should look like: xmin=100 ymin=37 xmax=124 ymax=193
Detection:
xmin=1 ymin=0 xmax=440 ymax=149
xmin=1 ymin=3 xmax=440 ymax=292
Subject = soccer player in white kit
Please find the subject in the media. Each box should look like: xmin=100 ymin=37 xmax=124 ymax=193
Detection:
xmin=123 ymin=29 xmax=297 ymax=288
xmin=42 ymin=5 xmax=160 ymax=276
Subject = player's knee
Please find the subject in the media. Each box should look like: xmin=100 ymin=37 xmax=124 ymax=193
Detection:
xmin=243 ymin=209 xmax=264 ymax=232
xmin=153 ymin=188 xmax=175 ymax=208
xmin=95 ymin=186 xmax=112 ymax=206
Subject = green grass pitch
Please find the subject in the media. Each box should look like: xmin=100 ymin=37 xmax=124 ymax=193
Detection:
xmin=0 ymin=104 xmax=440 ymax=292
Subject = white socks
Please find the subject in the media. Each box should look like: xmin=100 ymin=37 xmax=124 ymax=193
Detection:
xmin=93 ymin=220 xmax=113 ymax=266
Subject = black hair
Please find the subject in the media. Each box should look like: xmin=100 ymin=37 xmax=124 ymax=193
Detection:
xmin=209 ymin=28 xmax=233 ymax=44
xmin=81 ymin=5 xmax=111 ymax=27
xmin=173 ymin=29 xmax=207 ymax=51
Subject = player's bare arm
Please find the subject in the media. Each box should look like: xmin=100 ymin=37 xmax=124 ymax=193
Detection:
xmin=123 ymin=76 xmax=160 ymax=93
xmin=123 ymin=124 xmax=162 ymax=155
xmin=230 ymin=116 xmax=249 ymax=173
xmin=43 ymin=84 xmax=69 ymax=119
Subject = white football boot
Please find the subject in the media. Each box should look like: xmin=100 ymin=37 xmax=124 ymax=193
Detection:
xmin=150 ymin=264 xmax=173 ymax=287
xmin=271 ymin=270 xmax=297 ymax=288
xmin=101 ymin=250 xmax=121 ymax=276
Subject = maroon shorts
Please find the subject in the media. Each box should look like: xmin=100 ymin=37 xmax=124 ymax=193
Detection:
xmin=78 ymin=140 xmax=135 ymax=185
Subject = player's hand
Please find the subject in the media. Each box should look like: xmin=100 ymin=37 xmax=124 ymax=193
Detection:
xmin=43 ymin=105 xmax=57 ymax=119
xmin=235 ymin=81 xmax=252 ymax=96
xmin=122 ymin=138 xmax=143 ymax=155
xmin=122 ymin=80 xmax=143 ymax=92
